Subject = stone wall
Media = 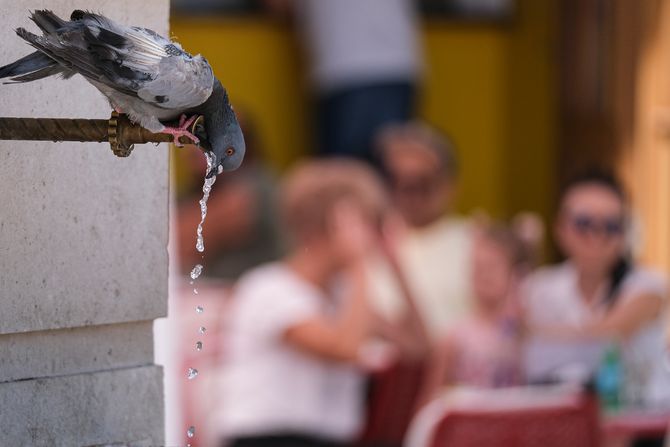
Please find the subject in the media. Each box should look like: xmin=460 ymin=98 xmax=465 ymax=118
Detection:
xmin=0 ymin=1 xmax=169 ymax=445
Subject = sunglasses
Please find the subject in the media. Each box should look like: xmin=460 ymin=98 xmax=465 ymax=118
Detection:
xmin=569 ymin=214 xmax=625 ymax=237
xmin=383 ymin=169 xmax=444 ymax=197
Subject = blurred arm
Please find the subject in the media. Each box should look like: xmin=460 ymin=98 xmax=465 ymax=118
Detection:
xmin=414 ymin=336 xmax=457 ymax=411
xmin=533 ymin=292 xmax=664 ymax=340
xmin=581 ymin=292 xmax=663 ymax=339
xmin=377 ymin=219 xmax=431 ymax=360
xmin=283 ymin=260 xmax=374 ymax=363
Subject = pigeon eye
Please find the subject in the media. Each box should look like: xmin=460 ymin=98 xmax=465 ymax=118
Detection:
xmin=226 ymin=147 xmax=235 ymax=156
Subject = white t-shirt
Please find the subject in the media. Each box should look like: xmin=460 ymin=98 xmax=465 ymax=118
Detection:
xmin=216 ymin=263 xmax=365 ymax=441
xmin=296 ymin=0 xmax=422 ymax=91
xmin=523 ymin=262 xmax=670 ymax=407
xmin=368 ymin=216 xmax=473 ymax=338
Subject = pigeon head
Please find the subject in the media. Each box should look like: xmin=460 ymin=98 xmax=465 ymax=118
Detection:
xmin=212 ymin=101 xmax=245 ymax=176
xmin=199 ymin=80 xmax=246 ymax=178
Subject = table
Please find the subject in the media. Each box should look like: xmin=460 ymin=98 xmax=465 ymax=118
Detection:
xmin=406 ymin=386 xmax=670 ymax=447
xmin=603 ymin=409 xmax=670 ymax=447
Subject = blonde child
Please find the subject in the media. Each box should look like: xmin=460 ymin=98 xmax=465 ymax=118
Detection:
xmin=421 ymin=221 xmax=533 ymax=397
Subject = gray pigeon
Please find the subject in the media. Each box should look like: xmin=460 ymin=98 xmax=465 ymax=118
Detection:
xmin=0 ymin=9 xmax=245 ymax=177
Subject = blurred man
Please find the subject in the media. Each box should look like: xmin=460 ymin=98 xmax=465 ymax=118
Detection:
xmin=369 ymin=122 xmax=473 ymax=338
xmin=265 ymin=0 xmax=422 ymax=167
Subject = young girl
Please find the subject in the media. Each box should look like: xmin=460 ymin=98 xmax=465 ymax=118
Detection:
xmin=216 ymin=159 xmax=427 ymax=447
xmin=422 ymin=221 xmax=533 ymax=395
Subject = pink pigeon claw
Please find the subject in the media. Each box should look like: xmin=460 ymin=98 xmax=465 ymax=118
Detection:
xmin=162 ymin=114 xmax=200 ymax=147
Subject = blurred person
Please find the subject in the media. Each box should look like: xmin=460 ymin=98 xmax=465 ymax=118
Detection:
xmin=368 ymin=122 xmax=473 ymax=338
xmin=215 ymin=159 xmax=426 ymax=447
xmin=265 ymin=0 xmax=422 ymax=166
xmin=174 ymin=113 xmax=284 ymax=280
xmin=523 ymin=169 xmax=670 ymax=410
xmin=419 ymin=221 xmax=532 ymax=403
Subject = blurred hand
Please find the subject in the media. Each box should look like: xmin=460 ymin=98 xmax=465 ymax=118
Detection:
xmin=378 ymin=210 xmax=407 ymax=259
xmin=358 ymin=339 xmax=400 ymax=373
xmin=330 ymin=200 xmax=377 ymax=265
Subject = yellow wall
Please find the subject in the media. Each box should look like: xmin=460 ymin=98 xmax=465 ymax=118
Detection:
xmin=420 ymin=24 xmax=509 ymax=216
xmin=171 ymin=0 xmax=558 ymax=220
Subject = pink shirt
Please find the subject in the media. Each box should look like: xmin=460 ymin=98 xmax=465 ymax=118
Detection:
xmin=446 ymin=316 xmax=522 ymax=388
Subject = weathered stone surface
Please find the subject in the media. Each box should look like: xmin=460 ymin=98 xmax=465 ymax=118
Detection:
xmin=0 ymin=1 xmax=170 ymax=335
xmin=0 ymin=1 xmax=169 ymax=444
xmin=0 ymin=321 xmax=154 ymax=383
xmin=0 ymin=366 xmax=164 ymax=446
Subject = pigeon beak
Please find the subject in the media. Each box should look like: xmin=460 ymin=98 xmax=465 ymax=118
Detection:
xmin=203 ymin=149 xmax=219 ymax=179
xmin=205 ymin=163 xmax=219 ymax=179
xmin=204 ymin=151 xmax=220 ymax=179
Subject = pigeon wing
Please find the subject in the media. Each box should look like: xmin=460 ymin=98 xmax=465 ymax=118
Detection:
xmin=77 ymin=14 xmax=215 ymax=110
xmin=17 ymin=10 xmax=214 ymax=109
xmin=135 ymin=45 xmax=215 ymax=110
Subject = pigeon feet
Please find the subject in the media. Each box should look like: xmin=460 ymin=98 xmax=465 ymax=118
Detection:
xmin=163 ymin=114 xmax=200 ymax=147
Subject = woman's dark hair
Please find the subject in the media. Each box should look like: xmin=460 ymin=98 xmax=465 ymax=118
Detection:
xmin=560 ymin=167 xmax=631 ymax=307
xmin=559 ymin=167 xmax=626 ymax=203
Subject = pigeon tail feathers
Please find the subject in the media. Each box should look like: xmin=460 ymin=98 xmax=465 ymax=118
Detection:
xmin=30 ymin=10 xmax=67 ymax=34
xmin=0 ymin=50 xmax=60 ymax=83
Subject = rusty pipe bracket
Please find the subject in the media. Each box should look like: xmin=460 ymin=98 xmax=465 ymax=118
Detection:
xmin=0 ymin=113 xmax=203 ymax=157
xmin=108 ymin=111 xmax=133 ymax=157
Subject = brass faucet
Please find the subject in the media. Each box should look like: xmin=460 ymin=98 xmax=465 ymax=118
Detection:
xmin=0 ymin=112 xmax=203 ymax=157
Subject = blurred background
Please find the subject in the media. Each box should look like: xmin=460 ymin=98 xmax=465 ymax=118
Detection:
xmin=156 ymin=1 xmax=670 ymax=446
xmin=168 ymin=0 xmax=670 ymax=267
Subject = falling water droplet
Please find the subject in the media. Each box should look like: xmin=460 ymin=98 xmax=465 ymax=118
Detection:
xmin=195 ymin=306 xmax=203 ymax=314
xmin=195 ymin=341 xmax=203 ymax=351
xmin=187 ymin=367 xmax=198 ymax=380
xmin=198 ymin=326 xmax=206 ymax=334
xmin=193 ymin=288 xmax=199 ymax=295
xmin=195 ymin=153 xmax=217 ymax=253
xmin=187 ymin=425 xmax=195 ymax=438
xmin=190 ymin=264 xmax=203 ymax=280
xmin=189 ymin=280 xmax=194 ymax=285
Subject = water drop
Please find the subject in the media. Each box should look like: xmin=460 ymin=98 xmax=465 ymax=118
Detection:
xmin=195 ymin=306 xmax=203 ymax=314
xmin=195 ymin=341 xmax=203 ymax=351
xmin=195 ymin=153 xmax=217 ymax=253
xmin=190 ymin=264 xmax=203 ymax=280
xmin=187 ymin=367 xmax=198 ymax=380
xmin=187 ymin=425 xmax=195 ymax=438
xmin=189 ymin=280 xmax=194 ymax=285
xmin=193 ymin=288 xmax=199 ymax=295
xmin=198 ymin=326 xmax=206 ymax=334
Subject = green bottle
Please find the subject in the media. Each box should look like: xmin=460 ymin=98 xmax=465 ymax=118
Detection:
xmin=595 ymin=344 xmax=623 ymax=413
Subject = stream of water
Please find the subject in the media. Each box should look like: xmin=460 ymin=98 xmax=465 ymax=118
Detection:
xmin=185 ymin=151 xmax=220 ymax=445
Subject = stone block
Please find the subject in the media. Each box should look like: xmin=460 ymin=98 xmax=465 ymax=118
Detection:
xmin=0 ymin=366 xmax=164 ymax=446
xmin=0 ymin=321 xmax=154 ymax=383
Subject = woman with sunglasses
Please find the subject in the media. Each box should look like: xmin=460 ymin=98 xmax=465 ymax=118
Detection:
xmin=522 ymin=169 xmax=670 ymax=410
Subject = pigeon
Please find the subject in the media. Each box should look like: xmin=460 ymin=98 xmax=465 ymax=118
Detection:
xmin=0 ymin=9 xmax=245 ymax=177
